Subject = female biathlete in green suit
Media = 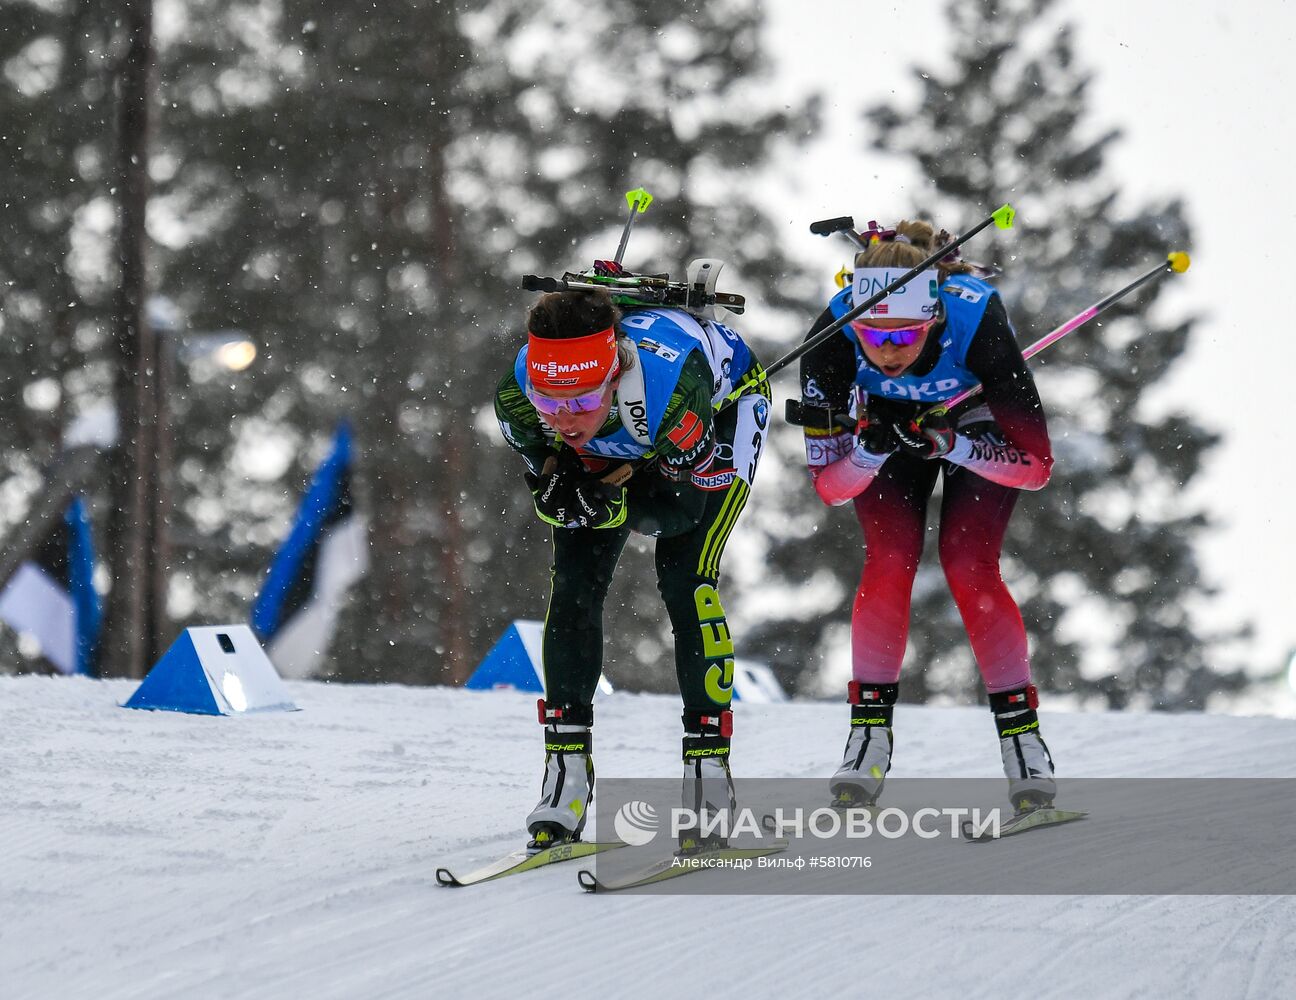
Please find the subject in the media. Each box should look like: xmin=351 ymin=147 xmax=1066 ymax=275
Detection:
xmin=494 ymin=288 xmax=769 ymax=854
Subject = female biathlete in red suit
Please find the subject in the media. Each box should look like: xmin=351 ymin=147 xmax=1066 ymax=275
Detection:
xmin=798 ymin=219 xmax=1057 ymax=812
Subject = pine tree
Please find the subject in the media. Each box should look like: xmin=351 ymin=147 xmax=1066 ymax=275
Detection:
xmin=0 ymin=1 xmax=117 ymax=671
xmin=0 ymin=0 xmax=115 ymax=475
xmin=145 ymin=0 xmax=818 ymax=687
xmin=754 ymin=0 xmax=1243 ymax=709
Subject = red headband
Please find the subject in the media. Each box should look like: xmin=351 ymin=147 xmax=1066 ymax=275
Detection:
xmin=527 ymin=326 xmax=619 ymax=391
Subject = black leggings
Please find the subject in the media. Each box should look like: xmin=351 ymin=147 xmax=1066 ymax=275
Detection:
xmin=542 ymin=403 xmax=762 ymax=717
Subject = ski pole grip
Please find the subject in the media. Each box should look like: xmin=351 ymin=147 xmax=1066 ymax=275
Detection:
xmin=601 ymin=463 xmax=635 ymax=487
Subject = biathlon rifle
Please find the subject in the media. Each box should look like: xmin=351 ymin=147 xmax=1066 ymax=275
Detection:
xmin=520 ymin=187 xmax=747 ymax=317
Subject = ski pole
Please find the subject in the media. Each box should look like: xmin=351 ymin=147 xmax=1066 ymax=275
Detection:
xmin=593 ymin=205 xmax=1017 ymax=487
xmin=613 ymin=187 xmax=654 ymax=265
xmin=719 ymin=203 xmax=1016 ymax=409
xmin=923 ymin=251 xmax=1191 ymax=420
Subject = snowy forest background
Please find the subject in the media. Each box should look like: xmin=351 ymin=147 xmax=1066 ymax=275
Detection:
xmin=0 ymin=0 xmax=1281 ymax=709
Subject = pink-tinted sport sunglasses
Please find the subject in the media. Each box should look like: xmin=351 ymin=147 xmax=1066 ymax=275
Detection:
xmin=525 ymin=363 xmax=620 ymax=416
xmin=849 ymin=318 xmax=936 ymax=349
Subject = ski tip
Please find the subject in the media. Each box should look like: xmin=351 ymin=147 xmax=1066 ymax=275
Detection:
xmin=1167 ymin=251 xmax=1191 ymax=273
xmin=577 ymin=869 xmax=600 ymax=892
xmin=434 ymin=868 xmax=462 ymax=887
xmin=992 ymin=204 xmax=1016 ymax=230
xmin=960 ymin=821 xmax=995 ymax=843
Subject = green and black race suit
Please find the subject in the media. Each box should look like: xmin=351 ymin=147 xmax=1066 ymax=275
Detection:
xmin=494 ymin=309 xmax=770 ymax=714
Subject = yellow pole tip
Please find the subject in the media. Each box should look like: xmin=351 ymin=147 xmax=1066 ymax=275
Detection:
xmin=1167 ymin=251 xmax=1191 ymax=273
xmin=992 ymin=204 xmax=1016 ymax=229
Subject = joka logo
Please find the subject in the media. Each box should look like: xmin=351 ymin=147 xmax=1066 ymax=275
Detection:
xmin=613 ymin=800 xmax=660 ymax=846
xmin=625 ymin=397 xmax=648 ymax=438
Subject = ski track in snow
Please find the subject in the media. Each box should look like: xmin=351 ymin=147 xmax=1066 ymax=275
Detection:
xmin=2 ymin=676 xmax=1294 ymax=1000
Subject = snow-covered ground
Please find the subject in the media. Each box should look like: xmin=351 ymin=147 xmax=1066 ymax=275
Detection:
xmin=3 ymin=676 xmax=1295 ymax=999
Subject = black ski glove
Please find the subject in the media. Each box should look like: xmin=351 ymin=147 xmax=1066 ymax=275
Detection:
xmin=856 ymin=408 xmax=899 ymax=457
xmin=526 ymin=447 xmax=580 ymax=522
xmin=565 ymin=479 xmax=628 ymax=529
xmin=893 ymin=410 xmax=957 ymax=460
xmin=527 ymin=449 xmax=627 ymax=529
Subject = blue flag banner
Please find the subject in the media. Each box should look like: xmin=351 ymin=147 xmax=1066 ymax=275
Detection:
xmin=0 ymin=496 xmax=101 ymax=675
xmin=250 ymin=424 xmax=368 ymax=677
